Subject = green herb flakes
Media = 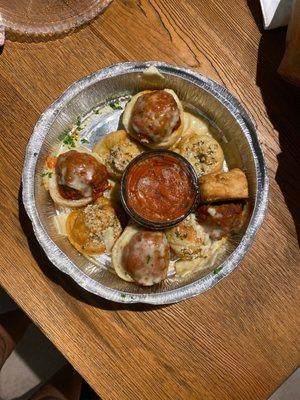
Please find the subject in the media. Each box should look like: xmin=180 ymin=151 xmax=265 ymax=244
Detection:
xmin=120 ymin=293 xmax=126 ymax=298
xmin=81 ymin=138 xmax=89 ymax=144
xmin=213 ymin=266 xmax=223 ymax=275
xmin=93 ymin=108 xmax=100 ymax=115
xmin=41 ymin=171 xmax=52 ymax=178
xmin=58 ymin=129 xmax=71 ymax=141
xmin=62 ymin=135 xmax=76 ymax=148
xmin=76 ymin=116 xmax=83 ymax=131
xmin=109 ymin=100 xmax=123 ymax=110
xmin=146 ymin=255 xmax=151 ymax=264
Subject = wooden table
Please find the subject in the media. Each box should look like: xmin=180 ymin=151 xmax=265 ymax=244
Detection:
xmin=0 ymin=1 xmax=299 ymax=399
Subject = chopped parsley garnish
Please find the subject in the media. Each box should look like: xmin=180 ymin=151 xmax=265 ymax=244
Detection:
xmin=109 ymin=100 xmax=123 ymax=110
xmin=58 ymin=128 xmax=77 ymax=148
xmin=81 ymin=138 xmax=89 ymax=144
xmin=93 ymin=108 xmax=100 ymax=114
xmin=62 ymin=134 xmax=76 ymax=148
xmin=213 ymin=266 xmax=223 ymax=275
xmin=58 ymin=129 xmax=71 ymax=141
xmin=120 ymin=293 xmax=126 ymax=298
xmin=146 ymin=255 xmax=151 ymax=264
xmin=41 ymin=171 xmax=53 ymax=178
xmin=76 ymin=116 xmax=83 ymax=131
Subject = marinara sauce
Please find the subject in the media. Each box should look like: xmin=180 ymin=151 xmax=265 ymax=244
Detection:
xmin=125 ymin=153 xmax=196 ymax=223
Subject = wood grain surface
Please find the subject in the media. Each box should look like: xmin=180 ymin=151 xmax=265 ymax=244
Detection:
xmin=0 ymin=1 xmax=299 ymax=399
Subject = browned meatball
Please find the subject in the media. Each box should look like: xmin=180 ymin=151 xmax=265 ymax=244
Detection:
xmin=131 ymin=90 xmax=180 ymax=143
xmin=55 ymin=151 xmax=109 ymax=200
xmin=122 ymin=231 xmax=170 ymax=285
xmin=197 ymin=203 xmax=244 ymax=239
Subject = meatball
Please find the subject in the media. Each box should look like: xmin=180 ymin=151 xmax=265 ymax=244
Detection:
xmin=131 ymin=90 xmax=180 ymax=143
xmin=55 ymin=150 xmax=108 ymax=200
xmin=197 ymin=203 xmax=244 ymax=239
xmin=122 ymin=231 xmax=170 ymax=285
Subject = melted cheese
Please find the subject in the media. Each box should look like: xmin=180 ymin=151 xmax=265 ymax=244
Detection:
xmin=183 ymin=112 xmax=210 ymax=136
xmin=112 ymin=225 xmax=137 ymax=283
xmin=207 ymin=207 xmax=217 ymax=217
xmin=175 ymin=238 xmax=226 ymax=277
xmin=142 ymin=66 xmax=164 ymax=79
xmin=67 ymin=174 xmax=92 ymax=197
xmin=53 ymin=213 xmax=69 ymax=236
xmin=102 ymin=226 xmax=116 ymax=253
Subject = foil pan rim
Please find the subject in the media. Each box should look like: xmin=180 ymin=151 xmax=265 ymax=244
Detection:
xmin=22 ymin=61 xmax=269 ymax=304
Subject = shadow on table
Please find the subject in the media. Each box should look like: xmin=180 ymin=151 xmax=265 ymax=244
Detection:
xmin=248 ymin=0 xmax=300 ymax=246
xmin=18 ymin=186 xmax=167 ymax=312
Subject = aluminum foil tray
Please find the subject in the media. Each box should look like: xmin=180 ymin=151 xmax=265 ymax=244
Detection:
xmin=22 ymin=61 xmax=268 ymax=304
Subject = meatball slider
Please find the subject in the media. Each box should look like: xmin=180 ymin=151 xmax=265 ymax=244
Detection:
xmin=112 ymin=225 xmax=170 ymax=286
xmin=48 ymin=149 xmax=109 ymax=208
xmin=197 ymin=169 xmax=249 ymax=239
xmin=122 ymin=89 xmax=184 ymax=149
xmin=199 ymin=168 xmax=248 ymax=203
xmin=197 ymin=203 xmax=247 ymax=240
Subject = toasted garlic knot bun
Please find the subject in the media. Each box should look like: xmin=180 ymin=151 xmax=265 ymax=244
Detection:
xmin=199 ymin=168 xmax=249 ymax=202
xmin=166 ymin=214 xmax=213 ymax=260
xmin=175 ymin=131 xmax=224 ymax=177
xmin=93 ymin=130 xmax=143 ymax=180
xmin=66 ymin=197 xmax=122 ymax=256
xmin=122 ymin=89 xmax=184 ymax=149
xmin=175 ymin=238 xmax=226 ymax=277
xmin=48 ymin=149 xmax=108 ymax=208
xmin=112 ymin=225 xmax=170 ymax=286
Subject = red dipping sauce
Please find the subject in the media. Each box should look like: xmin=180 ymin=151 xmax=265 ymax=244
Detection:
xmin=123 ymin=151 xmax=197 ymax=227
